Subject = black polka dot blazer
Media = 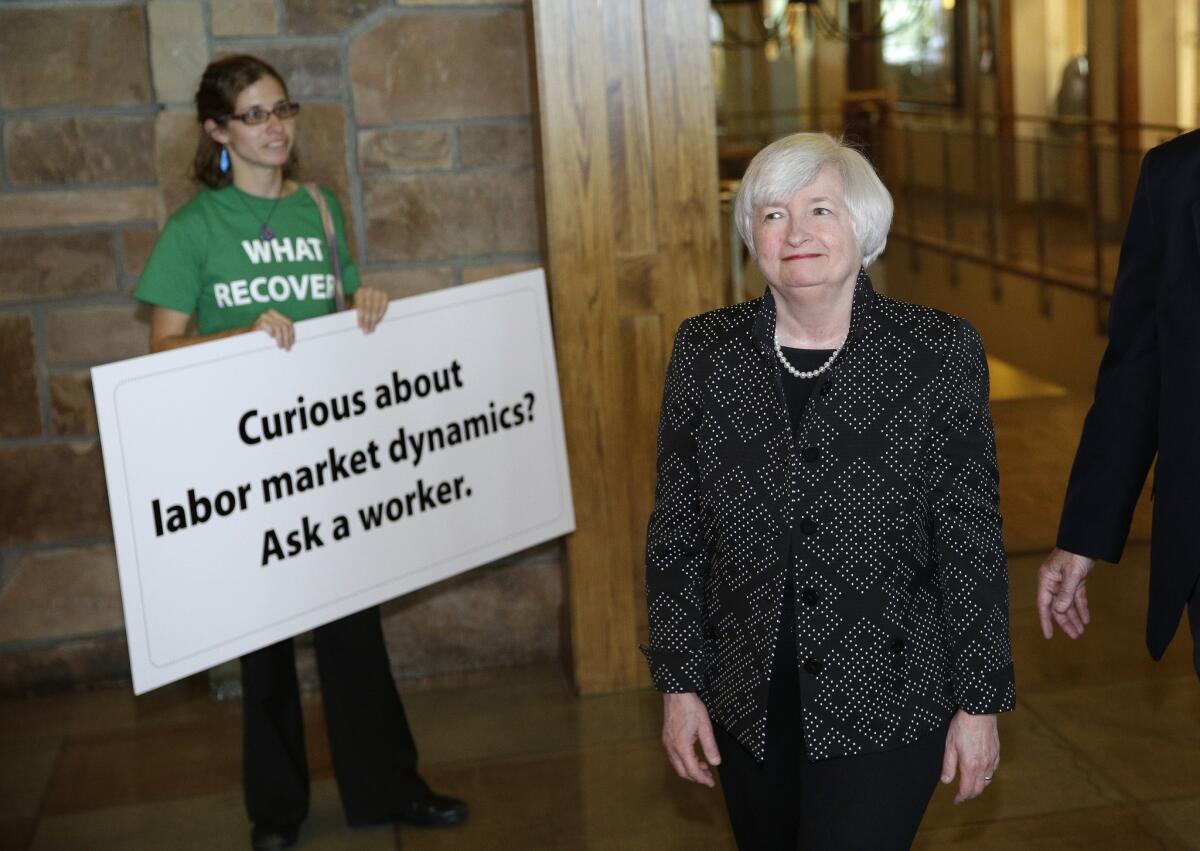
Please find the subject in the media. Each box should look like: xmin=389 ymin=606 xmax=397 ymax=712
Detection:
xmin=642 ymin=271 xmax=1015 ymax=763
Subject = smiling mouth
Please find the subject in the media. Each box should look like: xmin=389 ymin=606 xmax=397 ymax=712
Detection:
xmin=783 ymin=253 xmax=822 ymax=261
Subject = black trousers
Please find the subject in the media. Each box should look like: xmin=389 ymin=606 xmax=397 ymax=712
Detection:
xmin=240 ymin=606 xmax=422 ymax=829
xmin=714 ymin=593 xmax=947 ymax=851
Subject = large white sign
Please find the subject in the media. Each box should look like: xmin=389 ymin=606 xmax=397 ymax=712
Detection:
xmin=93 ymin=270 xmax=574 ymax=694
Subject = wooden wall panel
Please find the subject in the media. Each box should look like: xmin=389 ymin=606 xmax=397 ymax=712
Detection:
xmin=619 ymin=313 xmax=667 ymax=648
xmin=532 ymin=0 xmax=641 ymax=693
xmin=532 ymin=0 xmax=724 ymax=694
xmin=1117 ymin=0 xmax=1140 ymax=209
xmin=604 ymin=0 xmax=657 ymax=256
xmin=644 ymin=0 xmax=724 ymax=321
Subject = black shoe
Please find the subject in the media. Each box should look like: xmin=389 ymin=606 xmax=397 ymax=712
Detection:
xmin=251 ymin=823 xmax=300 ymax=850
xmin=391 ymin=789 xmax=469 ymax=828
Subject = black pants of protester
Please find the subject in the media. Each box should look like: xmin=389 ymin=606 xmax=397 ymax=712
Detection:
xmin=714 ymin=595 xmax=948 ymax=851
xmin=240 ymin=605 xmax=422 ymax=830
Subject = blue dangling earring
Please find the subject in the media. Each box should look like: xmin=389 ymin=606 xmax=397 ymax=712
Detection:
xmin=219 ymin=146 xmax=231 ymax=174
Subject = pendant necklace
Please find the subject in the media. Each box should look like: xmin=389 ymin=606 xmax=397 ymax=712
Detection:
xmin=234 ymin=185 xmax=284 ymax=240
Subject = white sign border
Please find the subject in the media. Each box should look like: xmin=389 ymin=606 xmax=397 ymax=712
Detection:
xmin=94 ymin=270 xmax=575 ymax=693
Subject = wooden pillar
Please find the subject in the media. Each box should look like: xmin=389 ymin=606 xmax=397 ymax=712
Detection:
xmin=846 ymin=0 xmax=880 ymax=92
xmin=995 ymin=0 xmax=1017 ymax=205
xmin=531 ymin=0 xmax=724 ymax=694
xmin=1117 ymin=0 xmax=1140 ymax=210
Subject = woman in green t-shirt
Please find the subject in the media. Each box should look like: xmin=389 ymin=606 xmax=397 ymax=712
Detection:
xmin=135 ymin=55 xmax=468 ymax=851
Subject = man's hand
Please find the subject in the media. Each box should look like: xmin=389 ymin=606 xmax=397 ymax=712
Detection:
xmin=1037 ymin=548 xmax=1096 ymax=639
xmin=941 ymin=710 xmax=999 ymax=803
xmin=662 ymin=692 xmax=721 ymax=787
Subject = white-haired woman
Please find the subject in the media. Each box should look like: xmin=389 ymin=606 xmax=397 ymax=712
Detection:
xmin=643 ymin=133 xmax=1015 ymax=849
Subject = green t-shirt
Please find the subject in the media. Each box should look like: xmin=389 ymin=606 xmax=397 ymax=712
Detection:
xmin=135 ymin=184 xmax=361 ymax=335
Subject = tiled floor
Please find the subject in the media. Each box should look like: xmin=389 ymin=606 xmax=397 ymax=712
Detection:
xmin=3 ymin=369 xmax=1198 ymax=850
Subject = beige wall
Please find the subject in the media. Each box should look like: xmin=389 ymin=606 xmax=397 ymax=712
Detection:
xmin=881 ymin=245 xmax=1108 ymax=394
xmin=1136 ymin=0 xmax=1200 ymax=137
xmin=1176 ymin=0 xmax=1199 ymax=129
xmin=1138 ymin=0 xmax=1178 ymax=132
xmin=0 ymin=0 xmax=559 ymax=693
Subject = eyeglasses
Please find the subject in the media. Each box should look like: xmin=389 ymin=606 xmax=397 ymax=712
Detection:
xmin=223 ymin=102 xmax=301 ymax=125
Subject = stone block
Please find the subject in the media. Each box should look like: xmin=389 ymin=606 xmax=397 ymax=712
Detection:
xmin=219 ymin=44 xmax=342 ymax=99
xmin=294 ymin=104 xmax=355 ymax=254
xmin=363 ymin=171 xmax=539 ymax=262
xmin=121 ymin=229 xmax=160 ymax=282
xmin=284 ymin=0 xmax=388 ymax=34
xmin=351 ymin=11 xmax=532 ymax=125
xmin=0 ymin=546 xmax=124 ymax=643
xmin=45 ymin=304 xmax=150 ymax=366
xmin=0 ymin=635 xmax=130 ymax=694
xmin=0 ymin=316 xmax=40 ymax=439
xmin=0 ymin=233 xmax=117 ymax=304
xmin=379 ymin=554 xmax=561 ymax=678
xmin=363 ymin=267 xmax=455 ymax=299
xmin=0 ymin=7 xmax=152 ymax=109
xmin=5 ymin=118 xmax=156 ymax=187
xmin=394 ymin=0 xmax=517 ymax=4
xmin=211 ymin=0 xmax=278 ymax=36
xmin=461 ymin=261 xmax=540 ymax=284
xmin=148 ymin=1 xmax=210 ymax=104
xmin=50 ymin=372 xmax=98 ymax=436
xmin=155 ymin=110 xmax=202 ymax=221
xmin=0 ymin=189 xmax=158 ymax=231
xmin=296 ymin=105 xmax=351 ymax=198
xmin=0 ymin=443 xmax=111 ymax=545
xmin=458 ymin=123 xmax=534 ymax=168
xmin=358 ymin=128 xmax=452 ymax=172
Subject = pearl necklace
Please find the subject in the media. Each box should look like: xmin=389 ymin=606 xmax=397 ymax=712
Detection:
xmin=773 ymin=333 xmax=845 ymax=379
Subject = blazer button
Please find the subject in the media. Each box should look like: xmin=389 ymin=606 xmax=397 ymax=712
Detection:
xmin=891 ymin=637 xmax=906 ymax=654
xmin=800 ymin=518 xmax=819 ymax=536
xmin=803 ymin=657 xmax=824 ymax=675
xmin=801 ymin=588 xmax=819 ymax=607
xmin=705 ymin=626 xmax=719 ymax=640
xmin=802 ymin=445 xmax=821 ymax=463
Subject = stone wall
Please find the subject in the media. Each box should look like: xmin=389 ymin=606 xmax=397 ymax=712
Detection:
xmin=0 ymin=0 xmax=557 ymax=694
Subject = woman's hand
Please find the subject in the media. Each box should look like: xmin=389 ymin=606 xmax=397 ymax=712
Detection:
xmin=352 ymin=286 xmax=389 ymax=333
xmin=662 ymin=692 xmax=722 ymax=788
xmin=250 ymin=309 xmax=295 ymax=350
xmin=941 ymin=710 xmax=999 ymax=803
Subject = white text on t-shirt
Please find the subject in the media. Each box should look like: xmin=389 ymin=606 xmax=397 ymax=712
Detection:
xmin=241 ymin=237 xmax=326 ymax=264
xmin=214 ymin=274 xmax=336 ymax=307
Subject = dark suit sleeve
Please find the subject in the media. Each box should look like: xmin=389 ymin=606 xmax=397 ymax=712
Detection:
xmin=1057 ymin=148 xmax=1163 ymax=563
xmin=641 ymin=319 xmax=709 ymax=693
xmin=927 ymin=320 xmax=1016 ymax=714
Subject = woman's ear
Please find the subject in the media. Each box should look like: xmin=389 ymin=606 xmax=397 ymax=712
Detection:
xmin=203 ymin=118 xmax=228 ymax=146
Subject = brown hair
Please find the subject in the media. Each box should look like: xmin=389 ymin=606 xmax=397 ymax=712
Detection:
xmin=192 ymin=54 xmax=298 ymax=189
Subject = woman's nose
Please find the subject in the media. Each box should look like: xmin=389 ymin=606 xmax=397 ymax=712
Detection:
xmin=786 ymin=222 xmax=808 ymax=245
